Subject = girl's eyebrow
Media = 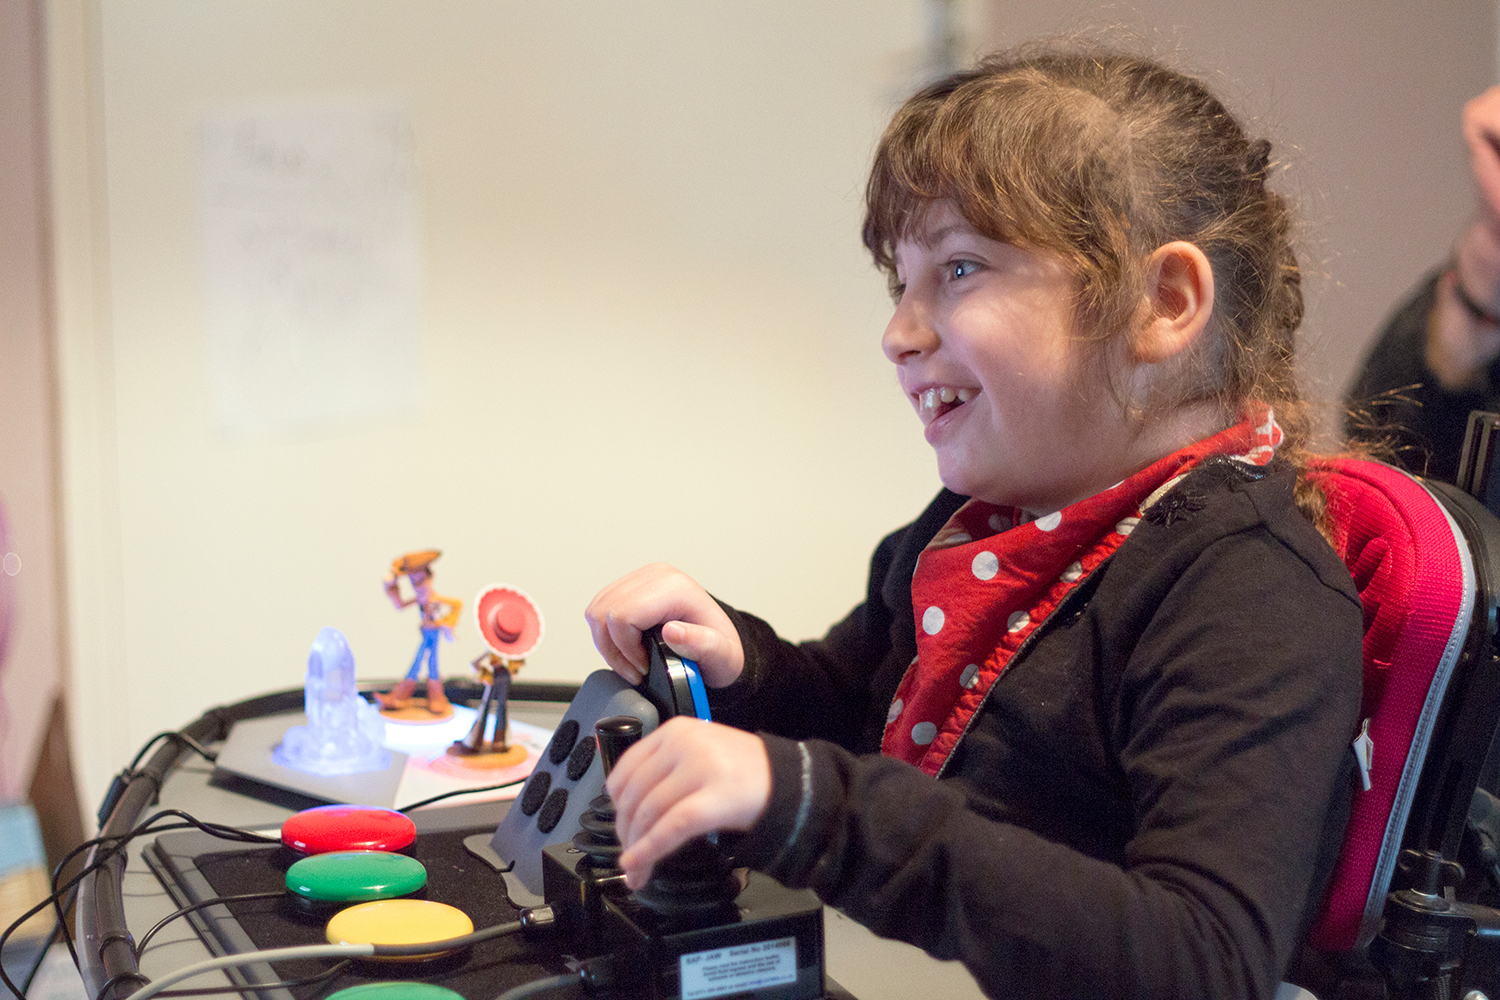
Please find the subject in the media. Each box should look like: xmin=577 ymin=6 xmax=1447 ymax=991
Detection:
xmin=896 ymin=222 xmax=980 ymax=264
xmin=921 ymin=223 xmax=979 ymax=248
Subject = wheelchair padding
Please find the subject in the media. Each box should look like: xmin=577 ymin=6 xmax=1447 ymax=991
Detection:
xmin=1306 ymin=458 xmax=1475 ymax=950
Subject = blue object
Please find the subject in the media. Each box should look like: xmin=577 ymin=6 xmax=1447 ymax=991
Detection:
xmin=682 ymin=656 xmax=711 ymax=720
xmin=0 ymin=803 xmax=45 ymax=879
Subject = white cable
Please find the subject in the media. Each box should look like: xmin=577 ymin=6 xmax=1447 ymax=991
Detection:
xmin=120 ymin=943 xmax=375 ymax=1000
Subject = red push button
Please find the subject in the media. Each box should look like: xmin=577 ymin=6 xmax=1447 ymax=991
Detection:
xmin=280 ymin=804 xmax=416 ymax=855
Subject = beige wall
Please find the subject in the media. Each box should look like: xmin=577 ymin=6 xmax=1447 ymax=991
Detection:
xmin=50 ymin=0 xmax=965 ymax=808
xmin=39 ymin=1 xmax=1496 ymax=810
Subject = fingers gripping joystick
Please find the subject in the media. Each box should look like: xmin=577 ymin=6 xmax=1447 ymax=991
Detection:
xmin=634 ymin=835 xmax=742 ymax=923
xmin=554 ymin=715 xmax=737 ymax=924
xmin=570 ymin=716 xmax=642 ymax=870
xmin=538 ymin=715 xmax=826 ymax=999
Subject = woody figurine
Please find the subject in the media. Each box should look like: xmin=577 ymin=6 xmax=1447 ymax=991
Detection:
xmin=376 ymin=549 xmax=462 ymax=715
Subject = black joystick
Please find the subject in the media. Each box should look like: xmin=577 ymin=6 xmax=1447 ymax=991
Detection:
xmin=570 ymin=716 xmax=642 ymax=870
xmin=570 ymin=715 xmax=738 ymax=922
xmin=633 ymin=834 xmax=742 ymax=923
xmin=594 ymin=715 xmax=642 ymax=773
xmin=537 ymin=710 xmax=827 ymax=999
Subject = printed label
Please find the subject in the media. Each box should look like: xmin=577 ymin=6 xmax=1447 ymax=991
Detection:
xmin=680 ymin=935 xmax=798 ymax=1000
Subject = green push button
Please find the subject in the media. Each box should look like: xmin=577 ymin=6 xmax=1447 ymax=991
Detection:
xmin=285 ymin=850 xmax=427 ymax=903
xmin=326 ymin=984 xmax=465 ymax=1000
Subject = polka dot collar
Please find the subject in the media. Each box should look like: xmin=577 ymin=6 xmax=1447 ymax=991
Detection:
xmin=882 ymin=406 xmax=1283 ymax=775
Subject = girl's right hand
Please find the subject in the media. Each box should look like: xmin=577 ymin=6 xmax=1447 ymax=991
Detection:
xmin=584 ymin=563 xmax=745 ymax=688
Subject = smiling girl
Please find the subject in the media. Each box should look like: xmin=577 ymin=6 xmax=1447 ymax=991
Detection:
xmin=585 ymin=44 xmax=1362 ymax=999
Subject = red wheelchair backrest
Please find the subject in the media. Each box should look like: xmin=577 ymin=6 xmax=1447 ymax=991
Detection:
xmin=1306 ymin=457 xmax=1475 ymax=951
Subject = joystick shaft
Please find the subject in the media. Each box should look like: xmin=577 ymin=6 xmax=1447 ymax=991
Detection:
xmin=570 ymin=716 xmax=643 ymax=870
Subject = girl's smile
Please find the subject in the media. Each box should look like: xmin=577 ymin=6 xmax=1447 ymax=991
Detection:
xmin=914 ymin=385 xmax=978 ymax=427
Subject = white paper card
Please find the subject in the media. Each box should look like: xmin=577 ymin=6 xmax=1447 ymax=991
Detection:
xmin=680 ymin=936 xmax=798 ymax=1000
xmin=198 ymin=103 xmax=423 ymax=439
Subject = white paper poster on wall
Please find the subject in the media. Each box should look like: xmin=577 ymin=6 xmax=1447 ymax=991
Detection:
xmin=198 ymin=103 xmax=424 ymax=439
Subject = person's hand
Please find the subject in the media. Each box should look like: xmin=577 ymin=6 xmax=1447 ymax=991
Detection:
xmin=1457 ymin=85 xmax=1500 ymax=303
xmin=584 ymin=563 xmax=744 ymax=688
xmin=1425 ymin=87 xmax=1500 ymax=389
xmin=605 ymin=717 xmax=772 ymax=890
xmin=1465 ymin=86 xmax=1500 ymax=225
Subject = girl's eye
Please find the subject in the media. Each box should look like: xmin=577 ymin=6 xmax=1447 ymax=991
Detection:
xmin=889 ymin=278 xmax=906 ymax=303
xmin=948 ymin=259 xmax=981 ymax=281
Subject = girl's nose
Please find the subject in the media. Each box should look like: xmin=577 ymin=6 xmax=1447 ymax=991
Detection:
xmin=881 ymin=291 xmax=939 ymax=363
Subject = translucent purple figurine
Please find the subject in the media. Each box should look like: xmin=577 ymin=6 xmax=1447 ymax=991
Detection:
xmin=274 ymin=626 xmax=391 ymax=776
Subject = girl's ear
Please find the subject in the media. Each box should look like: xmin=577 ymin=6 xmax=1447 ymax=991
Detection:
xmin=1133 ymin=241 xmax=1215 ymax=364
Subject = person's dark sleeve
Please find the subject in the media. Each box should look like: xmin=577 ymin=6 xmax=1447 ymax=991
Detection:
xmin=733 ymin=525 xmax=1363 ymax=1000
xmin=1346 ymin=270 xmax=1495 ymax=483
xmin=706 ymin=488 xmax=965 ymax=752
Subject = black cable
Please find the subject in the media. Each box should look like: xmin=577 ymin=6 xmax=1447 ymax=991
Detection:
xmin=1 ymin=811 xmax=281 ymax=999
xmin=45 ymin=812 xmax=279 ymax=973
xmin=15 ymin=918 xmax=62 ymax=998
xmin=149 ymin=958 xmax=353 ymax=998
xmin=49 ymin=820 xmax=206 ymax=971
xmin=396 ymin=778 xmax=526 ymax=813
xmin=94 ymin=734 xmax=222 ymax=834
xmin=93 ymin=972 xmax=150 ymax=1000
xmin=43 ymin=879 xmax=78 ymax=977
xmin=5 ymin=837 xmax=156 ymax=998
xmin=493 ymin=973 xmax=580 ymax=1000
xmin=127 ymin=732 xmax=218 ymax=773
xmin=83 ymin=690 xmax=303 ymax=1000
xmin=133 ymin=893 xmax=285 ymax=959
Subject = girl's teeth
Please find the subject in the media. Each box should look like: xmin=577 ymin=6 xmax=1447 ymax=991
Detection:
xmin=918 ymin=387 xmax=974 ymax=407
xmin=917 ymin=387 xmax=975 ymax=415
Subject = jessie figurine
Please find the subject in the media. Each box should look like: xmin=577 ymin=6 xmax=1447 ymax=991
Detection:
xmin=448 ymin=584 xmax=544 ymax=764
xmin=376 ymin=549 xmax=462 ymax=716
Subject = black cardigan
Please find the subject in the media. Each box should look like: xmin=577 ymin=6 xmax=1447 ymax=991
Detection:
xmin=709 ymin=460 xmax=1363 ymax=1000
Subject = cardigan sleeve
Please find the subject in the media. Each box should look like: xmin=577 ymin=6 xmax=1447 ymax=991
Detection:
xmin=730 ymin=510 xmax=1363 ymax=1000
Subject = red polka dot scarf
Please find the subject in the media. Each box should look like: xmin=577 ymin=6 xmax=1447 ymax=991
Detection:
xmin=882 ymin=405 xmax=1284 ymax=776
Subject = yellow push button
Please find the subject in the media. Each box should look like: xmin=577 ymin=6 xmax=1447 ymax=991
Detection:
xmin=324 ymin=899 xmax=474 ymax=960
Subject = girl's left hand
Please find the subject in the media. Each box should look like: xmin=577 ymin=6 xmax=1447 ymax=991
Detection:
xmin=605 ymin=717 xmax=772 ymax=890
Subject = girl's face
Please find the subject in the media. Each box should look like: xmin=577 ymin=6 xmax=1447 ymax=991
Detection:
xmin=884 ymin=201 xmax=1135 ymax=514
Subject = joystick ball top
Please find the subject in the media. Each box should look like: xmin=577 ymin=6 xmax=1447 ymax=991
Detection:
xmin=595 ymin=715 xmax=643 ymax=774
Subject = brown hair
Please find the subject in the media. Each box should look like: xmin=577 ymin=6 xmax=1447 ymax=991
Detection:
xmin=863 ymin=44 xmax=1324 ymax=521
